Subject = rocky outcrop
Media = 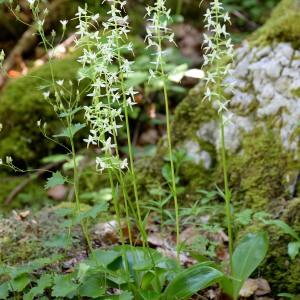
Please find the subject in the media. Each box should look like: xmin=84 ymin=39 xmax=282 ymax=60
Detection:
xmin=141 ymin=0 xmax=300 ymax=293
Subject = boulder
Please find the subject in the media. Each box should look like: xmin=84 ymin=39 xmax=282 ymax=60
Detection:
xmin=140 ymin=0 xmax=300 ymax=293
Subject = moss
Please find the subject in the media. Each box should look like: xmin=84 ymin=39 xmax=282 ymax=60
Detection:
xmin=250 ymin=0 xmax=300 ymax=46
xmin=172 ymin=85 xmax=218 ymax=144
xmin=0 ymin=55 xmax=81 ymax=163
xmin=0 ymin=204 xmax=88 ymax=266
xmin=235 ymin=199 xmax=300 ymax=294
xmin=0 ymin=207 xmax=61 ymax=265
xmin=262 ymin=198 xmax=300 ymax=294
xmin=228 ymin=128 xmax=291 ymax=211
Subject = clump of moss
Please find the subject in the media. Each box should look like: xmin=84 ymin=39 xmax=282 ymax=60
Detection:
xmin=172 ymin=84 xmax=218 ymax=144
xmin=228 ymin=128 xmax=291 ymax=211
xmin=251 ymin=0 xmax=300 ymax=46
xmin=262 ymin=198 xmax=300 ymax=294
xmin=0 ymin=55 xmax=81 ymax=163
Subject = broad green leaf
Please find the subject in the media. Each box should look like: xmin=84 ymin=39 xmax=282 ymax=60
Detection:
xmin=138 ymin=290 xmax=160 ymax=300
xmin=24 ymin=274 xmax=53 ymax=300
xmin=78 ymin=275 xmax=105 ymax=298
xmin=0 ymin=282 xmax=9 ymax=299
xmin=88 ymin=249 xmax=120 ymax=267
xmin=53 ymin=123 xmax=86 ymax=139
xmin=163 ymin=265 xmax=223 ymax=300
xmin=77 ymin=263 xmax=90 ymax=283
xmin=231 ymin=232 xmax=269 ymax=300
xmin=264 ymin=220 xmax=299 ymax=241
xmin=10 ymin=274 xmax=31 ymax=292
xmin=52 ymin=274 xmax=79 ymax=297
xmin=288 ymin=241 xmax=300 ymax=260
xmin=45 ymin=171 xmax=66 ymax=189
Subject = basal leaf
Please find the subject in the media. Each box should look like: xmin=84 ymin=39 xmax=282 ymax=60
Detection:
xmin=24 ymin=274 xmax=53 ymax=300
xmin=104 ymin=291 xmax=133 ymax=300
xmin=78 ymin=275 xmax=105 ymax=298
xmin=88 ymin=249 xmax=120 ymax=267
xmin=0 ymin=282 xmax=9 ymax=300
xmin=163 ymin=264 xmax=223 ymax=300
xmin=231 ymin=232 xmax=269 ymax=300
xmin=52 ymin=274 xmax=79 ymax=298
xmin=9 ymin=274 xmax=31 ymax=292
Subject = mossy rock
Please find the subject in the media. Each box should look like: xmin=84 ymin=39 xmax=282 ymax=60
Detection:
xmin=139 ymin=0 xmax=300 ymax=293
xmin=167 ymin=0 xmax=300 ymax=209
xmin=251 ymin=0 xmax=300 ymax=46
xmin=244 ymin=198 xmax=300 ymax=294
xmin=0 ymin=55 xmax=81 ymax=163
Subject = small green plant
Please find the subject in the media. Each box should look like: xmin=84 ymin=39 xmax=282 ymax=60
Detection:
xmin=0 ymin=247 xmax=224 ymax=300
xmin=235 ymin=210 xmax=300 ymax=260
xmin=258 ymin=213 xmax=300 ymax=260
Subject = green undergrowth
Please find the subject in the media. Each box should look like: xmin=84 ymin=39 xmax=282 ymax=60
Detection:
xmin=241 ymin=198 xmax=300 ymax=294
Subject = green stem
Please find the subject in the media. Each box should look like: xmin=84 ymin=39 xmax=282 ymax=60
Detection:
xmin=156 ymin=9 xmax=180 ymax=259
xmin=176 ymin=0 xmax=183 ymax=15
xmin=162 ymin=81 xmax=180 ymax=261
xmin=220 ymin=114 xmax=233 ymax=273
xmin=68 ymin=119 xmax=93 ymax=253
xmin=214 ymin=0 xmax=233 ymax=274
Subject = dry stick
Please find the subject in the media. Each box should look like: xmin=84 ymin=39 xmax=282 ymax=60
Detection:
xmin=4 ymin=161 xmax=65 ymax=205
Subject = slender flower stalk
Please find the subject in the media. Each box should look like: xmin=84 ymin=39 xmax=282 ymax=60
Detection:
xmin=74 ymin=5 xmax=158 ymax=286
xmin=25 ymin=0 xmax=95 ymax=252
xmin=202 ymin=0 xmax=234 ymax=273
xmin=176 ymin=0 xmax=183 ymax=15
xmin=145 ymin=0 xmax=180 ymax=260
xmin=74 ymin=5 xmax=133 ymax=270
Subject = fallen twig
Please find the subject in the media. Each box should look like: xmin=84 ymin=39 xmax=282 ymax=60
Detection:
xmin=5 ymin=161 xmax=65 ymax=205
